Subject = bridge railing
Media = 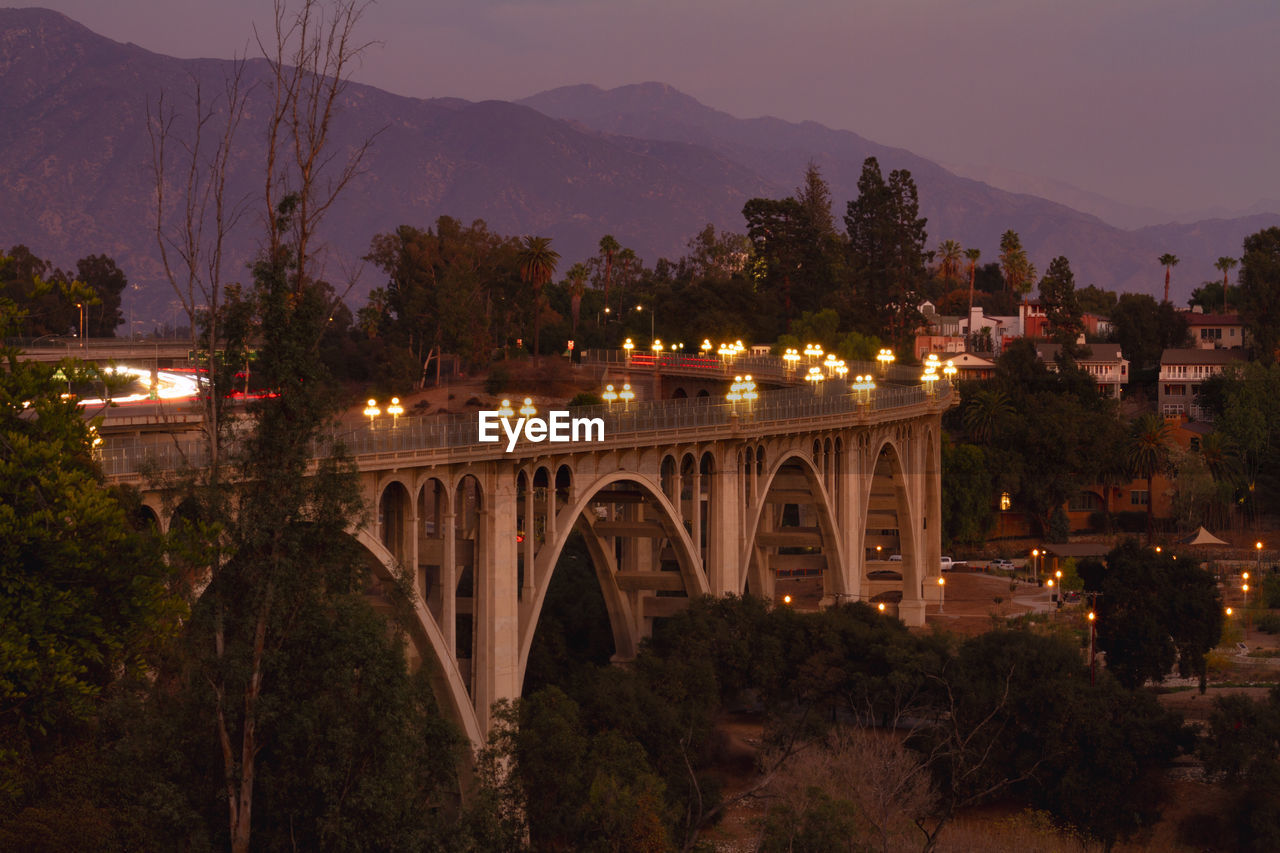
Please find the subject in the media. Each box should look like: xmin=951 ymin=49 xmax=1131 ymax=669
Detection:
xmin=98 ymin=378 xmax=952 ymax=478
xmin=582 ymin=349 xmax=927 ymax=385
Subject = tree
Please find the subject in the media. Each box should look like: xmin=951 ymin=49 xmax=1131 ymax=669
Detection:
xmin=844 ymin=157 xmax=929 ymax=347
xmin=517 ymin=235 xmax=560 ymax=355
xmin=1089 ymin=541 xmax=1223 ymax=691
xmin=566 ymin=262 xmax=588 ymax=337
xmin=960 ymin=387 xmax=1014 ymax=444
xmin=1037 ymin=256 xmax=1083 ymax=345
xmin=0 ymin=283 xmax=176 ymax=809
xmin=1126 ymin=413 xmax=1175 ymax=536
xmin=936 ymin=240 xmax=963 ymax=284
xmin=1158 ymin=253 xmax=1180 ymax=303
xmin=998 ymin=230 xmax=1035 ymax=299
xmin=941 ymin=440 xmax=995 ymax=548
xmin=1076 ymin=284 xmax=1117 ymax=318
xmin=597 ymin=234 xmax=620 ymax=318
xmin=1110 ymin=292 xmax=1190 ymax=373
xmin=1214 ymin=256 xmax=1239 ymax=313
xmin=964 ymin=247 xmax=981 ymax=314
xmin=74 ymin=255 xmax=128 ymax=337
xmin=1239 ymin=227 xmax=1280 ymax=363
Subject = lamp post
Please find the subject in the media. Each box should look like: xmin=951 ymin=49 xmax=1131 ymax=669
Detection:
xmin=1243 ymin=574 xmax=1251 ymax=639
xmin=75 ymin=301 xmax=85 ymax=347
xmin=386 ymin=396 xmax=404 ymax=427
xmin=520 ymin=397 xmax=537 ymax=418
xmin=1031 ymin=548 xmax=1040 ymax=582
xmin=623 ymin=338 xmax=634 ymax=362
xmin=363 ymin=398 xmax=381 ymax=426
xmin=783 ymin=347 xmax=800 ymax=373
xmin=497 ymin=398 xmax=515 ymax=417
xmin=877 ymin=347 xmax=895 ymax=374
xmin=1055 ymin=569 xmax=1062 ymax=607
xmin=701 ymin=339 xmax=712 ymax=356
xmin=602 ymin=384 xmax=618 ymax=411
xmin=1087 ymin=609 xmax=1097 ymax=684
xmin=943 ymin=359 xmax=957 ymax=384
xmin=805 ymin=366 xmax=824 ymax=392
xmin=938 ymin=575 xmax=946 ymax=613
xmin=651 ymin=339 xmax=664 ymax=358
xmin=619 ymin=383 xmax=634 ymax=411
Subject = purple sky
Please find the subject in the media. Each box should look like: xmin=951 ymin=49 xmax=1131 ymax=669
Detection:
xmin=29 ymin=0 xmax=1280 ymax=218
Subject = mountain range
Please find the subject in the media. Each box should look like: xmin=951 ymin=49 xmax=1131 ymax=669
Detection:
xmin=1 ymin=7 xmax=1275 ymax=323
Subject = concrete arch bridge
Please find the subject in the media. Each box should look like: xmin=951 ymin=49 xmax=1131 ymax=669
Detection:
xmin=104 ymin=368 xmax=953 ymax=751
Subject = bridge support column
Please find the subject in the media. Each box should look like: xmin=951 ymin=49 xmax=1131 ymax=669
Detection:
xmin=442 ymin=511 xmax=457 ymax=657
xmin=707 ymin=455 xmax=742 ymax=596
xmin=474 ymin=471 xmax=521 ymax=732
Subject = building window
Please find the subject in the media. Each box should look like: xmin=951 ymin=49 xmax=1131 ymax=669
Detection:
xmin=1000 ymin=492 xmax=1012 ymax=510
xmin=1069 ymin=491 xmax=1103 ymax=511
xmin=1162 ymin=403 xmax=1185 ymax=417
xmin=1164 ymin=384 xmax=1187 ymax=397
xmin=1130 ymin=490 xmax=1149 ymax=506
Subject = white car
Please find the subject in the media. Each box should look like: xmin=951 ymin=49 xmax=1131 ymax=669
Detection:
xmin=989 ymin=558 xmax=1015 ymax=571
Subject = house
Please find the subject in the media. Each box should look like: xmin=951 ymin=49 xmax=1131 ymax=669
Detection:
xmin=1034 ymin=343 xmax=1130 ymax=400
xmin=1158 ymin=348 xmax=1247 ymax=419
xmin=914 ymin=304 xmax=1012 ymax=361
xmin=1019 ymin=301 xmax=1113 ymax=340
xmin=1182 ymin=310 xmax=1245 ymax=350
xmin=946 ymin=352 xmax=998 ymax=381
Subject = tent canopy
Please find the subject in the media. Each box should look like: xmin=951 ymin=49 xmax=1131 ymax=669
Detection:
xmin=1178 ymin=526 xmax=1230 ymax=546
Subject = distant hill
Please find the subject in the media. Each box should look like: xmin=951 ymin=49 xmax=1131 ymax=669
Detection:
xmin=2 ymin=9 xmax=1275 ymax=322
xmin=518 ymin=83 xmax=1280 ymax=303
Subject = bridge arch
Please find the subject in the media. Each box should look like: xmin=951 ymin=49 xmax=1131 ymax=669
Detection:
xmin=516 ymin=468 xmax=710 ymax=690
xmin=860 ymin=435 xmax=921 ymax=616
xmin=741 ymin=449 xmax=846 ymax=603
xmin=351 ymin=527 xmax=483 ymax=751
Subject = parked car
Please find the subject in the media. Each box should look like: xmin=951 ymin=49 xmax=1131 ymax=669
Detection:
xmin=940 ymin=556 xmax=967 ymax=572
xmin=989 ymin=558 xmax=1015 ymax=571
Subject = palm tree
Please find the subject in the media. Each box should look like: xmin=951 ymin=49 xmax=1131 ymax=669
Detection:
xmin=1214 ymin=256 xmax=1238 ymax=314
xmin=962 ymin=388 xmax=1014 ymax=444
xmin=566 ymin=262 xmax=588 ymax=337
xmin=937 ymin=239 xmax=963 ymax=283
xmin=964 ymin=247 xmax=981 ymax=314
xmin=1158 ymin=253 xmax=1179 ymax=304
xmin=598 ymin=234 xmax=620 ymax=321
xmin=517 ymin=236 xmax=560 ymax=356
xmin=1126 ymin=413 xmax=1174 ymax=537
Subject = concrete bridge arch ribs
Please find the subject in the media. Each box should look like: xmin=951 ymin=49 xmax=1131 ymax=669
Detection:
xmin=860 ymin=431 xmax=929 ymax=626
xmin=516 ymin=468 xmax=710 ymax=691
xmin=741 ymin=449 xmax=848 ymax=607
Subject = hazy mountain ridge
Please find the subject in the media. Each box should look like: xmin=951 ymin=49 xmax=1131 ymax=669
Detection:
xmin=2 ymin=8 xmax=1275 ymax=321
xmin=518 ymin=83 xmax=1279 ymax=302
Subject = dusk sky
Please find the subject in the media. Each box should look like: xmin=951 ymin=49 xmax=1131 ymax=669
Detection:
xmin=28 ymin=0 xmax=1280 ymax=219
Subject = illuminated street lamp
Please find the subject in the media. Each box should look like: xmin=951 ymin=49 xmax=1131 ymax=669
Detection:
xmin=1031 ymin=548 xmax=1040 ymax=581
xmin=741 ymin=374 xmax=757 ymax=411
xmin=782 ymin=594 xmax=793 ymax=606
xmin=1087 ymin=609 xmax=1098 ymax=684
xmin=497 ymin=398 xmax=515 ymax=417
xmin=876 ymin=347 xmax=895 ymax=374
xmin=701 ymin=338 xmax=712 ymax=355
xmin=386 ymin=396 xmax=404 ymax=427
xmin=851 ymin=374 xmax=876 ymax=404
xmin=623 ymin=338 xmax=634 ymax=361
xmin=921 ymin=366 xmax=939 ymax=395
xmin=651 ymin=338 xmax=664 ymax=357
xmin=804 ymin=343 xmax=823 ymax=363
xmin=938 ymin=575 xmax=946 ymax=613
xmin=783 ymin=347 xmax=800 ymax=372
xmin=601 ymin=385 xmax=618 ymax=411
xmin=363 ymin=398 xmax=381 ymax=425
xmin=943 ymin=360 xmax=957 ymax=383
xmin=726 ymin=376 xmax=743 ymax=411
xmin=805 ymin=366 xmax=824 ymax=390
xmin=877 ymin=602 xmax=886 ymax=613
xmin=823 ymin=353 xmax=839 ymax=376
xmin=835 ymin=361 xmax=848 ymax=381
xmin=619 ymin=383 xmax=635 ymax=411
xmin=520 ymin=397 xmax=537 ymax=417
